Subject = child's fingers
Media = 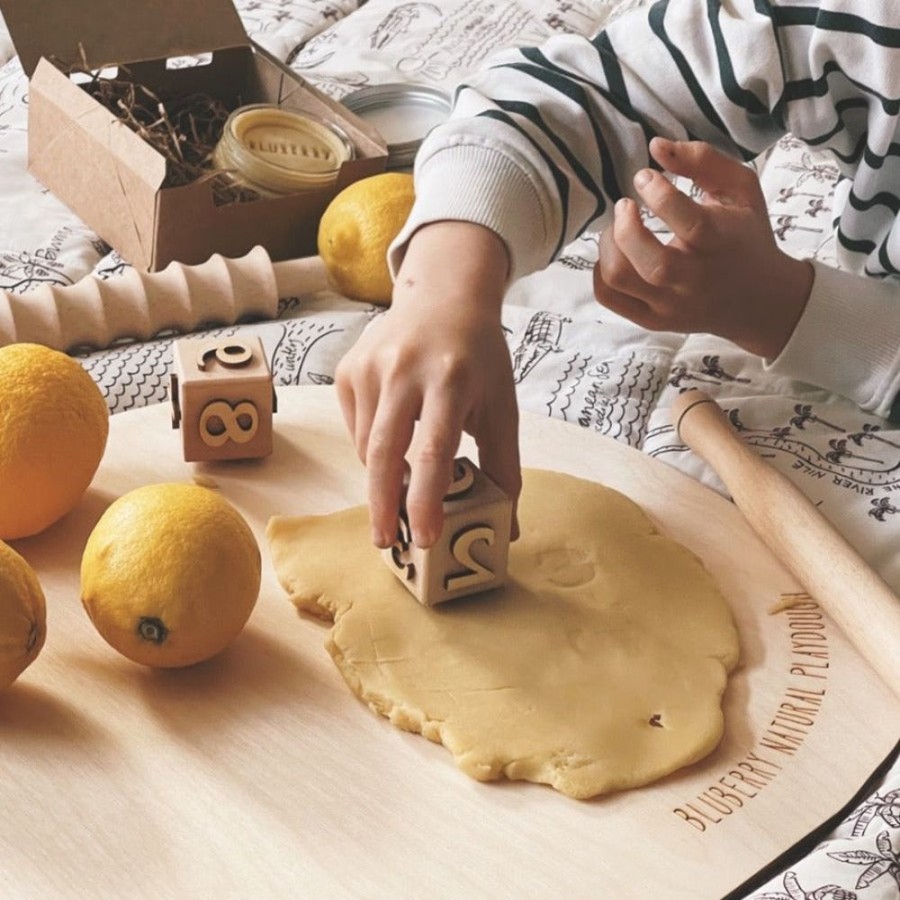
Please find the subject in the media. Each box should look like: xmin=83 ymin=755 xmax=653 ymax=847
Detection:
xmin=334 ymin=368 xmax=358 ymax=451
xmin=473 ymin=396 xmax=522 ymax=542
xmin=628 ymin=172 xmax=706 ymax=255
xmin=650 ymin=137 xmax=765 ymax=210
xmin=593 ymin=228 xmax=657 ymax=326
xmin=405 ymin=391 xmax=469 ymax=549
xmin=610 ymin=195 xmax=683 ymax=289
xmin=365 ymin=395 xmax=418 ymax=548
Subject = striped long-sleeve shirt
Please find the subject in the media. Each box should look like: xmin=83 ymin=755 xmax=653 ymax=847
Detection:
xmin=390 ymin=0 xmax=900 ymax=419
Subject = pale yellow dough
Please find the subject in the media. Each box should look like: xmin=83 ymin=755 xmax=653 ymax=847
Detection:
xmin=267 ymin=468 xmax=740 ymax=799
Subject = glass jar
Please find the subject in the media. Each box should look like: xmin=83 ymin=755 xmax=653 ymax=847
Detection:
xmin=213 ymin=104 xmax=355 ymax=196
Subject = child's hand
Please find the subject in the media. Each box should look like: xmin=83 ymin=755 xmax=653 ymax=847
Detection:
xmin=335 ymin=221 xmax=521 ymax=550
xmin=594 ymin=137 xmax=814 ymax=359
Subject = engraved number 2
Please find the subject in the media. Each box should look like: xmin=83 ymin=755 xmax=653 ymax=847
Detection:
xmin=199 ymin=399 xmax=259 ymax=447
xmin=445 ymin=525 xmax=495 ymax=592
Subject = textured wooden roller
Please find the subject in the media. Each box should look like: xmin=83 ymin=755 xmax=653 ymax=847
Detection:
xmin=0 ymin=246 xmax=329 ymax=352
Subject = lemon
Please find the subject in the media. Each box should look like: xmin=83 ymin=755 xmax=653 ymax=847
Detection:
xmin=0 ymin=343 xmax=109 ymax=540
xmin=80 ymin=483 xmax=261 ymax=668
xmin=0 ymin=540 xmax=46 ymax=690
xmin=317 ymin=171 xmax=415 ymax=305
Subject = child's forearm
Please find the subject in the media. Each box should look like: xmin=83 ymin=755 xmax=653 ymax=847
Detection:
xmin=392 ymin=220 xmax=510 ymax=318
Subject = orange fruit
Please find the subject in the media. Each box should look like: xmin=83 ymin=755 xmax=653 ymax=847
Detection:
xmin=80 ymin=483 xmax=261 ymax=668
xmin=317 ymin=171 xmax=414 ymax=305
xmin=0 ymin=539 xmax=46 ymax=690
xmin=0 ymin=343 xmax=108 ymax=539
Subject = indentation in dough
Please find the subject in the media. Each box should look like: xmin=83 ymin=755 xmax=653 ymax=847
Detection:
xmin=537 ymin=548 xmax=596 ymax=587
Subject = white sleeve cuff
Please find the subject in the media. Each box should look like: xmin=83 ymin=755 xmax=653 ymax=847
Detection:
xmin=387 ymin=135 xmax=563 ymax=284
xmin=764 ymin=259 xmax=900 ymax=419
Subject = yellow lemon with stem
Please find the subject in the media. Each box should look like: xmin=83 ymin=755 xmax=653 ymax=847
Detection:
xmin=0 ymin=540 xmax=46 ymax=690
xmin=0 ymin=343 xmax=109 ymax=540
xmin=80 ymin=483 xmax=261 ymax=668
xmin=317 ymin=171 xmax=414 ymax=305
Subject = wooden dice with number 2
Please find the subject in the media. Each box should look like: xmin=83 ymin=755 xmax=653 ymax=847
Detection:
xmin=170 ymin=335 xmax=276 ymax=462
xmin=383 ymin=457 xmax=512 ymax=606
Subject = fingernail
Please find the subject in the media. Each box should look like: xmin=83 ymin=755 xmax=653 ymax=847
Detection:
xmin=373 ymin=528 xmax=392 ymax=549
xmin=633 ymin=169 xmax=652 ymax=189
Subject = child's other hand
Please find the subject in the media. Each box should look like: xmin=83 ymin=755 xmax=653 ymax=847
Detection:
xmin=335 ymin=221 xmax=521 ymax=550
xmin=593 ymin=137 xmax=814 ymax=359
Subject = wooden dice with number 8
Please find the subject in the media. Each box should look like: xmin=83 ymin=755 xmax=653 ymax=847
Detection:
xmin=171 ymin=335 xmax=275 ymax=462
xmin=383 ymin=457 xmax=512 ymax=606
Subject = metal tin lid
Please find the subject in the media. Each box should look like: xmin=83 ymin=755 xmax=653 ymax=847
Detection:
xmin=341 ymin=83 xmax=452 ymax=170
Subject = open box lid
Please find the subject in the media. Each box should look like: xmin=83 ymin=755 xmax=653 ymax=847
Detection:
xmin=0 ymin=0 xmax=250 ymax=77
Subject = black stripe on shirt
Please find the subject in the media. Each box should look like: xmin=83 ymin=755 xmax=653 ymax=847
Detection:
xmin=494 ymin=96 xmax=607 ymax=222
xmin=783 ymin=61 xmax=900 ymax=117
xmin=706 ymin=0 xmax=770 ymax=117
xmin=773 ymin=6 xmax=900 ymax=47
xmin=648 ymin=0 xmax=757 ymax=159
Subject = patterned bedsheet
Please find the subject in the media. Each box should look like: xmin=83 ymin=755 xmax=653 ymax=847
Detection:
xmin=0 ymin=2 xmax=897 ymax=896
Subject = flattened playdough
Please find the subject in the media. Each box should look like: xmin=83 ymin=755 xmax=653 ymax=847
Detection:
xmin=267 ymin=468 xmax=740 ymax=799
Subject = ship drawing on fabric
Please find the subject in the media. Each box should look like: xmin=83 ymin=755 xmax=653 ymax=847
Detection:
xmin=371 ymin=3 xmax=442 ymax=50
xmin=511 ymin=310 xmax=570 ymax=382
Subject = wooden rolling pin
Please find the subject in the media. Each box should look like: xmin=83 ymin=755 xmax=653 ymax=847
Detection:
xmin=0 ymin=248 xmax=330 ymax=353
xmin=672 ymin=389 xmax=900 ymax=699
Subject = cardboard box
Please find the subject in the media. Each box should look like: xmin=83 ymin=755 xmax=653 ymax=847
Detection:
xmin=0 ymin=0 xmax=388 ymax=272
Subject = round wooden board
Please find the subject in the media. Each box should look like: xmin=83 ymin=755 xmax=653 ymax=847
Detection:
xmin=3 ymin=385 xmax=898 ymax=899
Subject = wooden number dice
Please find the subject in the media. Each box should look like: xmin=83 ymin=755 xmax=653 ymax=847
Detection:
xmin=383 ymin=457 xmax=512 ymax=606
xmin=170 ymin=335 xmax=276 ymax=462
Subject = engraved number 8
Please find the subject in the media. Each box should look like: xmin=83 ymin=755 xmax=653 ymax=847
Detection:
xmin=199 ymin=400 xmax=259 ymax=447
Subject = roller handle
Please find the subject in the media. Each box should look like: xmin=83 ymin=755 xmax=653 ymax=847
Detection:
xmin=0 ymin=247 xmax=328 ymax=353
xmin=672 ymin=389 xmax=900 ymax=699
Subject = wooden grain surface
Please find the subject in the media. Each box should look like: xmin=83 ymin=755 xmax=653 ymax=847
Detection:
xmin=3 ymin=385 xmax=898 ymax=900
